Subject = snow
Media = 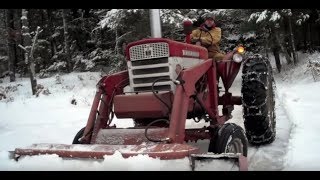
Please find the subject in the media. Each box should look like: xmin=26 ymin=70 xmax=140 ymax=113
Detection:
xmin=248 ymin=13 xmax=259 ymax=22
xmin=242 ymin=32 xmax=256 ymax=41
xmin=280 ymin=82 xmax=320 ymax=170
xmin=99 ymin=9 xmax=143 ymax=30
xmin=21 ymin=15 xmax=27 ymax=20
xmin=51 ymin=32 xmax=60 ymax=38
xmin=270 ymin=11 xmax=281 ymax=22
xmin=226 ymin=34 xmax=241 ymax=41
xmin=47 ymin=61 xmax=67 ymax=72
xmin=0 ymin=56 xmax=8 ymax=61
xmin=1 ymin=52 xmax=320 ymax=170
xmin=99 ymin=9 xmax=122 ymax=29
xmin=282 ymin=9 xmax=292 ymax=17
xmin=256 ymin=10 xmax=268 ymax=23
xmin=296 ymin=14 xmax=310 ymax=25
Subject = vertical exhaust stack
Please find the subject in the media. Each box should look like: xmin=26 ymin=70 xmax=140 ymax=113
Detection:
xmin=149 ymin=9 xmax=162 ymax=38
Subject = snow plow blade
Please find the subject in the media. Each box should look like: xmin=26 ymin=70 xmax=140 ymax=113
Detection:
xmin=189 ymin=153 xmax=248 ymax=171
xmin=12 ymin=143 xmax=200 ymax=160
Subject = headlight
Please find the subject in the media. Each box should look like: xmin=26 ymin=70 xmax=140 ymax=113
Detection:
xmin=232 ymin=53 xmax=243 ymax=63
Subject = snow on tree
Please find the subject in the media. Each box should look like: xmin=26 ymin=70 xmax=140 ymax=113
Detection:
xmin=247 ymin=9 xmax=311 ymax=66
xmin=99 ymin=9 xmax=128 ymax=30
xmin=270 ymin=11 xmax=281 ymax=22
xmin=19 ymin=9 xmax=41 ymax=95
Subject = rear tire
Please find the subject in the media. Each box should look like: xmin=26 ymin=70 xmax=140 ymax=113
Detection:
xmin=241 ymin=54 xmax=276 ymax=145
xmin=72 ymin=127 xmax=85 ymax=144
xmin=208 ymin=123 xmax=248 ymax=157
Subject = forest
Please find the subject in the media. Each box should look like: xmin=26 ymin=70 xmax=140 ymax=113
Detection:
xmin=0 ymin=9 xmax=319 ymax=94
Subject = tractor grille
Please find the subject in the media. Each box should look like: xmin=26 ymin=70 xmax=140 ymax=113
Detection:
xmin=129 ymin=56 xmax=173 ymax=92
xmin=129 ymin=42 xmax=169 ymax=61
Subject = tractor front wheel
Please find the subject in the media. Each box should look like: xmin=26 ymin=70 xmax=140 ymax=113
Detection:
xmin=72 ymin=127 xmax=85 ymax=144
xmin=208 ymin=123 xmax=248 ymax=157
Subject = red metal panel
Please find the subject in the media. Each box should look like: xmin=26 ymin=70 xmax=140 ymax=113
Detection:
xmin=217 ymin=60 xmax=241 ymax=91
xmin=218 ymin=95 xmax=242 ymax=105
xmin=81 ymin=89 xmax=102 ymax=144
xmin=101 ymin=70 xmax=129 ymax=97
xmin=239 ymin=155 xmax=248 ymax=171
xmin=168 ymin=85 xmax=190 ymax=143
xmin=125 ymin=38 xmax=208 ymax=60
xmin=14 ymin=143 xmax=200 ymax=160
xmin=113 ymin=92 xmax=172 ymax=119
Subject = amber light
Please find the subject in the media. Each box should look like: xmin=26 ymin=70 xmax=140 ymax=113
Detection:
xmin=237 ymin=46 xmax=245 ymax=54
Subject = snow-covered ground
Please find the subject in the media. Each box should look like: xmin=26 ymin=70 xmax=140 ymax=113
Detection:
xmin=0 ymin=52 xmax=320 ymax=171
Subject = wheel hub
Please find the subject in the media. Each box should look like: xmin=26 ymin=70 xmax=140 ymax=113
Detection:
xmin=227 ymin=138 xmax=243 ymax=154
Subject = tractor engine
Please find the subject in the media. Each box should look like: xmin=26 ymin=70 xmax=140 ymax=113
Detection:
xmin=113 ymin=38 xmax=209 ymax=120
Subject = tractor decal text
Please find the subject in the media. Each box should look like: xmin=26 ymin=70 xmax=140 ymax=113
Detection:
xmin=182 ymin=50 xmax=200 ymax=58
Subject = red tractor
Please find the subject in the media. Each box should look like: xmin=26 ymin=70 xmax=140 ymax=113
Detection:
xmin=12 ymin=11 xmax=276 ymax=171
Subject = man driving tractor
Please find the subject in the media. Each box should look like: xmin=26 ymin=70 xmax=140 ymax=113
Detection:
xmin=190 ymin=14 xmax=225 ymax=61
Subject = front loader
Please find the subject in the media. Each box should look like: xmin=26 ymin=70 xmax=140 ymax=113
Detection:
xmin=11 ymin=10 xmax=276 ymax=171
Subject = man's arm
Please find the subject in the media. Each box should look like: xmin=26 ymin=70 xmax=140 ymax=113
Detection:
xmin=211 ymin=27 xmax=221 ymax=44
xmin=190 ymin=29 xmax=201 ymax=44
xmin=197 ymin=27 xmax=221 ymax=46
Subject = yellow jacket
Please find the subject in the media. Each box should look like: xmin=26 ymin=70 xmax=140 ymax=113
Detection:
xmin=191 ymin=26 xmax=222 ymax=58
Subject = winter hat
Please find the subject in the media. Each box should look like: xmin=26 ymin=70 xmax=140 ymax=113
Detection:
xmin=203 ymin=13 xmax=215 ymax=20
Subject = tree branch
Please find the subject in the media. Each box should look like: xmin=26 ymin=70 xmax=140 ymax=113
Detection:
xmin=18 ymin=44 xmax=27 ymax=52
xmin=30 ymin=26 xmax=42 ymax=60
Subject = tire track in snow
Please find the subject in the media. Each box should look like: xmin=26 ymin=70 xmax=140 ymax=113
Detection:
xmin=246 ymin=85 xmax=293 ymax=170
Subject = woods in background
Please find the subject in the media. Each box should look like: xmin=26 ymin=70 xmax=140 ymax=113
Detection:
xmin=0 ymin=9 xmax=319 ymax=82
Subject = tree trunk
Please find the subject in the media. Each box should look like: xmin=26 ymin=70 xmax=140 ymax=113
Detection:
xmin=114 ymin=28 xmax=119 ymax=55
xmin=6 ymin=9 xmax=16 ymax=82
xmin=21 ymin=9 xmax=37 ymax=95
xmin=15 ymin=9 xmax=24 ymax=70
xmin=46 ymin=9 xmax=57 ymax=57
xmin=269 ymin=26 xmax=282 ymax=73
xmin=62 ymin=9 xmax=71 ymax=73
xmin=288 ymin=16 xmax=298 ymax=65
xmin=306 ymin=22 xmax=311 ymax=51
xmin=272 ymin=47 xmax=281 ymax=73
xmin=319 ymin=25 xmax=320 ymax=50
xmin=274 ymin=30 xmax=293 ymax=65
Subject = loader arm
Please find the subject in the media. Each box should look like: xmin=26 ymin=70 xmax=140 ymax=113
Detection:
xmin=168 ymin=59 xmax=218 ymax=143
xmin=81 ymin=70 xmax=129 ymax=144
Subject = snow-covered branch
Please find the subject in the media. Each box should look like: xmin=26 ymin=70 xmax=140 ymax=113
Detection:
xmin=30 ymin=26 xmax=42 ymax=60
xmin=18 ymin=44 xmax=27 ymax=52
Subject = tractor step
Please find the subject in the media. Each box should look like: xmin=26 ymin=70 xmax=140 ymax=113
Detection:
xmin=12 ymin=143 xmax=200 ymax=160
xmin=189 ymin=153 xmax=248 ymax=171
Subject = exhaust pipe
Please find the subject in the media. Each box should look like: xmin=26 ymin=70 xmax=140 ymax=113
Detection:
xmin=149 ymin=9 xmax=162 ymax=38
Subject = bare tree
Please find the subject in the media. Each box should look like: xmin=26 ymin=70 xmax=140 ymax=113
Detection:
xmin=288 ymin=16 xmax=298 ymax=64
xmin=19 ymin=9 xmax=41 ymax=95
xmin=62 ymin=9 xmax=71 ymax=73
